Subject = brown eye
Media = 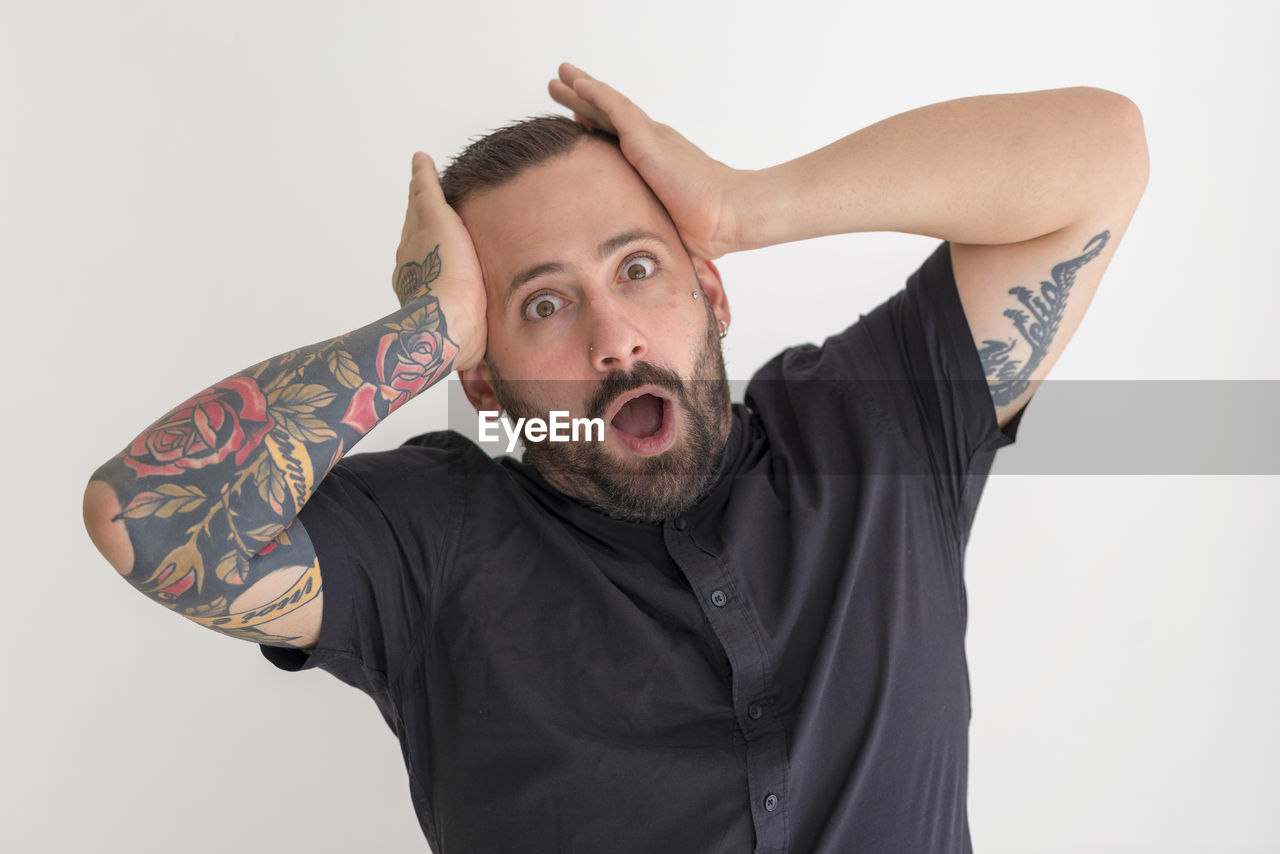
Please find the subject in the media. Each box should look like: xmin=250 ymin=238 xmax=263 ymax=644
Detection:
xmin=621 ymin=255 xmax=656 ymax=281
xmin=524 ymin=293 xmax=567 ymax=321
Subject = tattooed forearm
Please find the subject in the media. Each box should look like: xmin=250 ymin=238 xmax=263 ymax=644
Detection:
xmin=978 ymin=230 xmax=1109 ymax=406
xmin=90 ymin=249 xmax=456 ymax=640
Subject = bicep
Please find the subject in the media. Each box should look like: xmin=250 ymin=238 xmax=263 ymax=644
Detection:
xmin=951 ymin=186 xmax=1145 ymax=428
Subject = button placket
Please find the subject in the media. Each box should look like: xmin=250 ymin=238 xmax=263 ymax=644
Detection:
xmin=663 ymin=519 xmax=788 ymax=851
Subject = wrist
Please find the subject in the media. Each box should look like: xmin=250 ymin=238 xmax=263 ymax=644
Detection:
xmin=728 ymin=165 xmax=795 ymax=253
xmin=431 ymin=287 xmax=486 ymax=373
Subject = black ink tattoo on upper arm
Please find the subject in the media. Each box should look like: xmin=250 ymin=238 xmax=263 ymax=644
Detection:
xmin=978 ymin=230 xmax=1109 ymax=406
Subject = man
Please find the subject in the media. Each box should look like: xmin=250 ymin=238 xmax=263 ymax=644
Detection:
xmin=83 ymin=63 xmax=1148 ymax=851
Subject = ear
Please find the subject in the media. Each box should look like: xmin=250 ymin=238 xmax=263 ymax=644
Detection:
xmin=693 ymin=258 xmax=730 ymax=329
xmin=459 ymin=361 xmax=502 ymax=414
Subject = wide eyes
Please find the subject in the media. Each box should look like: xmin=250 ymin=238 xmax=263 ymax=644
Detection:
xmin=620 ymin=255 xmax=656 ymax=281
xmin=525 ymin=293 xmax=568 ymax=321
xmin=521 ymin=253 xmax=659 ymax=321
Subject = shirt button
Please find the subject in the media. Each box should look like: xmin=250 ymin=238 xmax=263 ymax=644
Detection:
xmin=764 ymin=793 xmax=779 ymax=812
xmin=710 ymin=589 xmax=728 ymax=608
xmin=673 ymin=516 xmax=688 ymax=531
xmin=747 ymin=703 xmax=763 ymax=720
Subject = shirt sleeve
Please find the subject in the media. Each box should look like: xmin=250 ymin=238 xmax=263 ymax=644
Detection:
xmin=745 ymin=241 xmax=1022 ymax=536
xmin=258 ymin=436 xmax=460 ymax=715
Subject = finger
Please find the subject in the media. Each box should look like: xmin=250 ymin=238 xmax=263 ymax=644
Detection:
xmin=403 ymin=152 xmax=445 ymax=247
xmin=548 ymin=78 xmax=613 ymax=133
xmin=408 ymin=151 xmax=445 ymax=204
xmin=557 ymin=63 xmax=653 ymax=138
xmin=569 ymin=75 xmax=651 ymax=140
xmin=556 ymin=61 xmax=593 ymax=90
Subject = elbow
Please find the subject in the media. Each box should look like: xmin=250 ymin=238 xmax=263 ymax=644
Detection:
xmin=1076 ymin=87 xmax=1149 ymax=201
xmin=1115 ymin=93 xmax=1149 ymax=185
xmin=1098 ymin=89 xmax=1150 ymax=192
xmin=83 ymin=477 xmax=134 ymax=576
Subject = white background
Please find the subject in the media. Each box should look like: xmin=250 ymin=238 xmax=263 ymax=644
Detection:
xmin=3 ymin=1 xmax=1277 ymax=851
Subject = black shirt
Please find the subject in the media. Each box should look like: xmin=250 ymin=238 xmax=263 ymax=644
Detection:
xmin=264 ymin=241 xmax=1019 ymax=853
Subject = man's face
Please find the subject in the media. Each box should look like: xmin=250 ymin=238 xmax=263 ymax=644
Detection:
xmin=457 ymin=138 xmax=732 ymax=522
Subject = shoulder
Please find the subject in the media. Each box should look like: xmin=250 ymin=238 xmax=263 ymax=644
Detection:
xmin=301 ymin=430 xmax=506 ymax=544
xmin=334 ymin=429 xmax=497 ymax=483
xmin=750 ymin=242 xmax=960 ymax=387
xmin=742 ymin=241 xmax=1010 ymax=475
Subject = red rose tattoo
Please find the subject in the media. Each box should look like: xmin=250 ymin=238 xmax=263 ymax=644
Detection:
xmin=123 ymin=377 xmax=274 ymax=478
xmin=90 ymin=245 xmax=462 ymax=642
xmin=342 ymin=300 xmax=458 ymax=429
xmin=379 ymin=325 xmax=454 ymax=397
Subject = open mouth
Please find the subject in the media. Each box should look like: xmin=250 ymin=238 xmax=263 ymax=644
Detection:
xmin=606 ymin=386 xmax=676 ymax=456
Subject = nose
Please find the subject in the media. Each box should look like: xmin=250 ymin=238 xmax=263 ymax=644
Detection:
xmin=587 ymin=302 xmax=647 ymax=372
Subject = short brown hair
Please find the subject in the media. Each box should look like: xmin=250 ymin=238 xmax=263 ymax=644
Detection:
xmin=440 ymin=115 xmax=619 ymax=210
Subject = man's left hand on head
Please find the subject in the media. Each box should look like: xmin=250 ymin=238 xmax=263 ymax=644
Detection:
xmin=548 ymin=62 xmax=748 ymax=261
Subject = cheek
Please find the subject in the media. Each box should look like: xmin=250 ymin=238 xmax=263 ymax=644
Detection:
xmin=534 ymin=356 xmax=584 ymax=406
xmin=493 ymin=343 xmax=590 ymax=407
xmin=670 ymin=303 xmax=710 ymax=346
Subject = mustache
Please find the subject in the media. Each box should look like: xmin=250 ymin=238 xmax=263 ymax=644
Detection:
xmin=585 ymin=362 xmax=689 ymax=420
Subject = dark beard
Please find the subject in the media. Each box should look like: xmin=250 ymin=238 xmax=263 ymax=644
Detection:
xmin=488 ymin=313 xmax=731 ymax=523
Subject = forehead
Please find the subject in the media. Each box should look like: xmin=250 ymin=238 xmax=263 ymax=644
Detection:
xmin=457 ymin=139 xmax=674 ymax=293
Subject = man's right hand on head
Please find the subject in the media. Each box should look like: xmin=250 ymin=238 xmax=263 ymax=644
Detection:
xmin=394 ymin=151 xmax=488 ymax=373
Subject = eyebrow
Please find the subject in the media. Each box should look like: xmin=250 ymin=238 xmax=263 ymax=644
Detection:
xmin=505 ymin=228 xmax=668 ymax=307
